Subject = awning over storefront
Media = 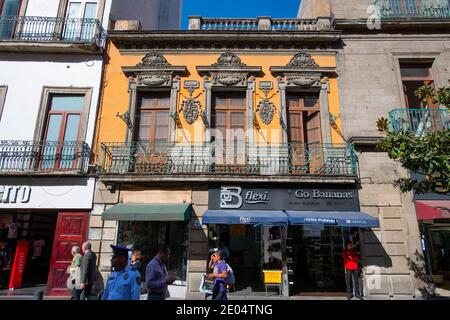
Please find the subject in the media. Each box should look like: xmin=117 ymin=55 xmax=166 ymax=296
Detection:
xmin=285 ymin=211 xmax=380 ymax=228
xmin=415 ymin=200 xmax=450 ymax=220
xmin=102 ymin=203 xmax=191 ymax=221
xmin=202 ymin=210 xmax=288 ymax=225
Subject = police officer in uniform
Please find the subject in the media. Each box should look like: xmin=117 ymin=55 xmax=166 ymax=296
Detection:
xmin=102 ymin=245 xmax=141 ymax=300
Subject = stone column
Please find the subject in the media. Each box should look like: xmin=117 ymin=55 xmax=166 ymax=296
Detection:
xmin=276 ymin=77 xmax=288 ymax=144
xmin=170 ymin=76 xmax=181 ymax=143
xmin=203 ymin=77 xmax=212 ymax=143
xmin=246 ymin=77 xmax=256 ymax=146
xmin=319 ymin=78 xmax=333 ymax=144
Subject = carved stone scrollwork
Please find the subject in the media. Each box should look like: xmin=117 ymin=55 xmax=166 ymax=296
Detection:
xmin=212 ymin=50 xmax=247 ymax=68
xmin=214 ymin=73 xmax=247 ymax=86
xmin=256 ymin=81 xmax=276 ymax=125
xmin=180 ymin=80 xmax=202 ymax=125
xmin=286 ymin=73 xmax=322 ymax=87
xmin=138 ymin=51 xmax=172 ymax=68
xmin=270 ymin=51 xmax=333 ymax=89
xmin=137 ymin=71 xmax=172 ymax=87
xmin=197 ymin=51 xmax=261 ymax=88
xmin=287 ymin=52 xmax=319 ymax=68
xmin=123 ymin=51 xmax=187 ymax=88
xmin=256 ymin=99 xmax=276 ymax=125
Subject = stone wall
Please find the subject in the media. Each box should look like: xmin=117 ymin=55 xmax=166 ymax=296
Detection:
xmin=298 ymin=0 xmax=374 ymax=19
xmin=338 ymin=36 xmax=450 ymax=138
xmin=88 ymin=181 xmax=210 ymax=299
xmin=187 ymin=186 xmax=209 ymax=299
xmin=357 ymin=152 xmax=426 ymax=299
xmin=89 ymin=181 xmax=120 ymax=283
xmin=337 ymin=34 xmax=450 ymax=299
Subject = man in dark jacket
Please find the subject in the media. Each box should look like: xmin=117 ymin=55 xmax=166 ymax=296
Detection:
xmin=341 ymin=240 xmax=362 ymax=300
xmin=80 ymin=241 xmax=98 ymax=300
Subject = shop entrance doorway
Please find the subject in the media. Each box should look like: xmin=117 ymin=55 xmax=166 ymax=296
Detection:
xmin=117 ymin=221 xmax=189 ymax=283
xmin=288 ymin=225 xmax=359 ymax=296
xmin=0 ymin=212 xmax=58 ymax=291
xmin=208 ymin=224 xmax=284 ymax=296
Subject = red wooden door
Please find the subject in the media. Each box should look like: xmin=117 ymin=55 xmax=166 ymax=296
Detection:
xmin=46 ymin=212 xmax=89 ymax=296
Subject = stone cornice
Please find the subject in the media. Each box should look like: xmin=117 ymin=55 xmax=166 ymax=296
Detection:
xmin=122 ymin=65 xmax=187 ymax=77
xmin=334 ymin=18 xmax=450 ymax=33
xmin=270 ymin=66 xmax=336 ymax=75
xmin=108 ymin=30 xmax=342 ymax=52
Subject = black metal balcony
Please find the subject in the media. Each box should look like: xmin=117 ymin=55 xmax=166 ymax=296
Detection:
xmin=0 ymin=15 xmax=106 ymax=47
xmin=0 ymin=141 xmax=90 ymax=174
xmin=99 ymin=142 xmax=358 ymax=177
xmin=375 ymin=0 xmax=450 ymax=18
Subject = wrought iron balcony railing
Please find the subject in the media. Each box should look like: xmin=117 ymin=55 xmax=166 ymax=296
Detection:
xmin=99 ymin=142 xmax=358 ymax=177
xmin=389 ymin=108 xmax=450 ymax=133
xmin=0 ymin=15 xmax=106 ymax=47
xmin=375 ymin=0 xmax=450 ymax=18
xmin=0 ymin=141 xmax=90 ymax=174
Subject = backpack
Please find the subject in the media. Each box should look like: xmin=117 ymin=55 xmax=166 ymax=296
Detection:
xmin=225 ymin=263 xmax=235 ymax=287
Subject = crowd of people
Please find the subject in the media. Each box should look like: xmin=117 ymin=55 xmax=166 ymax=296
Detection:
xmin=67 ymin=242 xmax=179 ymax=301
xmin=68 ymin=239 xmax=362 ymax=301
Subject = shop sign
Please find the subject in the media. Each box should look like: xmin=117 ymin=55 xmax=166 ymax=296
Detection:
xmin=0 ymin=186 xmax=31 ymax=203
xmin=210 ymin=185 xmax=360 ymax=211
xmin=0 ymin=177 xmax=95 ymax=209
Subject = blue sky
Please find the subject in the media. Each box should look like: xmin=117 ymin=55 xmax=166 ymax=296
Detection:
xmin=181 ymin=0 xmax=301 ymax=29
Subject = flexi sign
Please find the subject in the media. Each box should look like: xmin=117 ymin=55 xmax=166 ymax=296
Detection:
xmin=209 ymin=184 xmax=360 ymax=211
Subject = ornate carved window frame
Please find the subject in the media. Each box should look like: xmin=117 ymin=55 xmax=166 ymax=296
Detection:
xmin=196 ymin=51 xmax=262 ymax=144
xmin=270 ymin=52 xmax=336 ymax=144
xmin=122 ymin=51 xmax=188 ymax=143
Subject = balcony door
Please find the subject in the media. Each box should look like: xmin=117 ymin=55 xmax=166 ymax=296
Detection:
xmin=0 ymin=0 xmax=22 ymax=39
xmin=133 ymin=92 xmax=171 ymax=173
xmin=41 ymin=95 xmax=84 ymax=171
xmin=211 ymin=92 xmax=246 ymax=172
xmin=64 ymin=0 xmax=98 ymax=41
xmin=286 ymin=94 xmax=322 ymax=174
xmin=400 ymin=63 xmax=443 ymax=133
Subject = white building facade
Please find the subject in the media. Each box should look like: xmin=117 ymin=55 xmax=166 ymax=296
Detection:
xmin=0 ymin=0 xmax=111 ymax=296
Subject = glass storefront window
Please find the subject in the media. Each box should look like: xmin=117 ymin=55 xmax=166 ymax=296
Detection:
xmin=117 ymin=221 xmax=189 ymax=282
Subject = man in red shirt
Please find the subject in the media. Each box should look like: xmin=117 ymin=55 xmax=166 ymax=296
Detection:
xmin=341 ymin=240 xmax=362 ymax=300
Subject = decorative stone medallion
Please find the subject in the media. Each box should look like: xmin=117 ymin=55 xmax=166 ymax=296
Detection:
xmin=181 ymin=99 xmax=201 ymax=125
xmin=256 ymin=99 xmax=276 ymax=125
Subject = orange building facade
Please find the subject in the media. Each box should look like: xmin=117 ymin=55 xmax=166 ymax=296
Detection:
xmin=89 ymin=18 xmax=374 ymax=299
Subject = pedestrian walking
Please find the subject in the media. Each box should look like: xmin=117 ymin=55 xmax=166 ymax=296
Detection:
xmin=145 ymin=244 xmax=176 ymax=301
xmin=80 ymin=241 xmax=98 ymax=300
xmin=102 ymin=245 xmax=141 ymax=300
xmin=67 ymin=245 xmax=82 ymax=300
xmin=207 ymin=250 xmax=228 ymax=301
xmin=341 ymin=240 xmax=363 ymax=300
